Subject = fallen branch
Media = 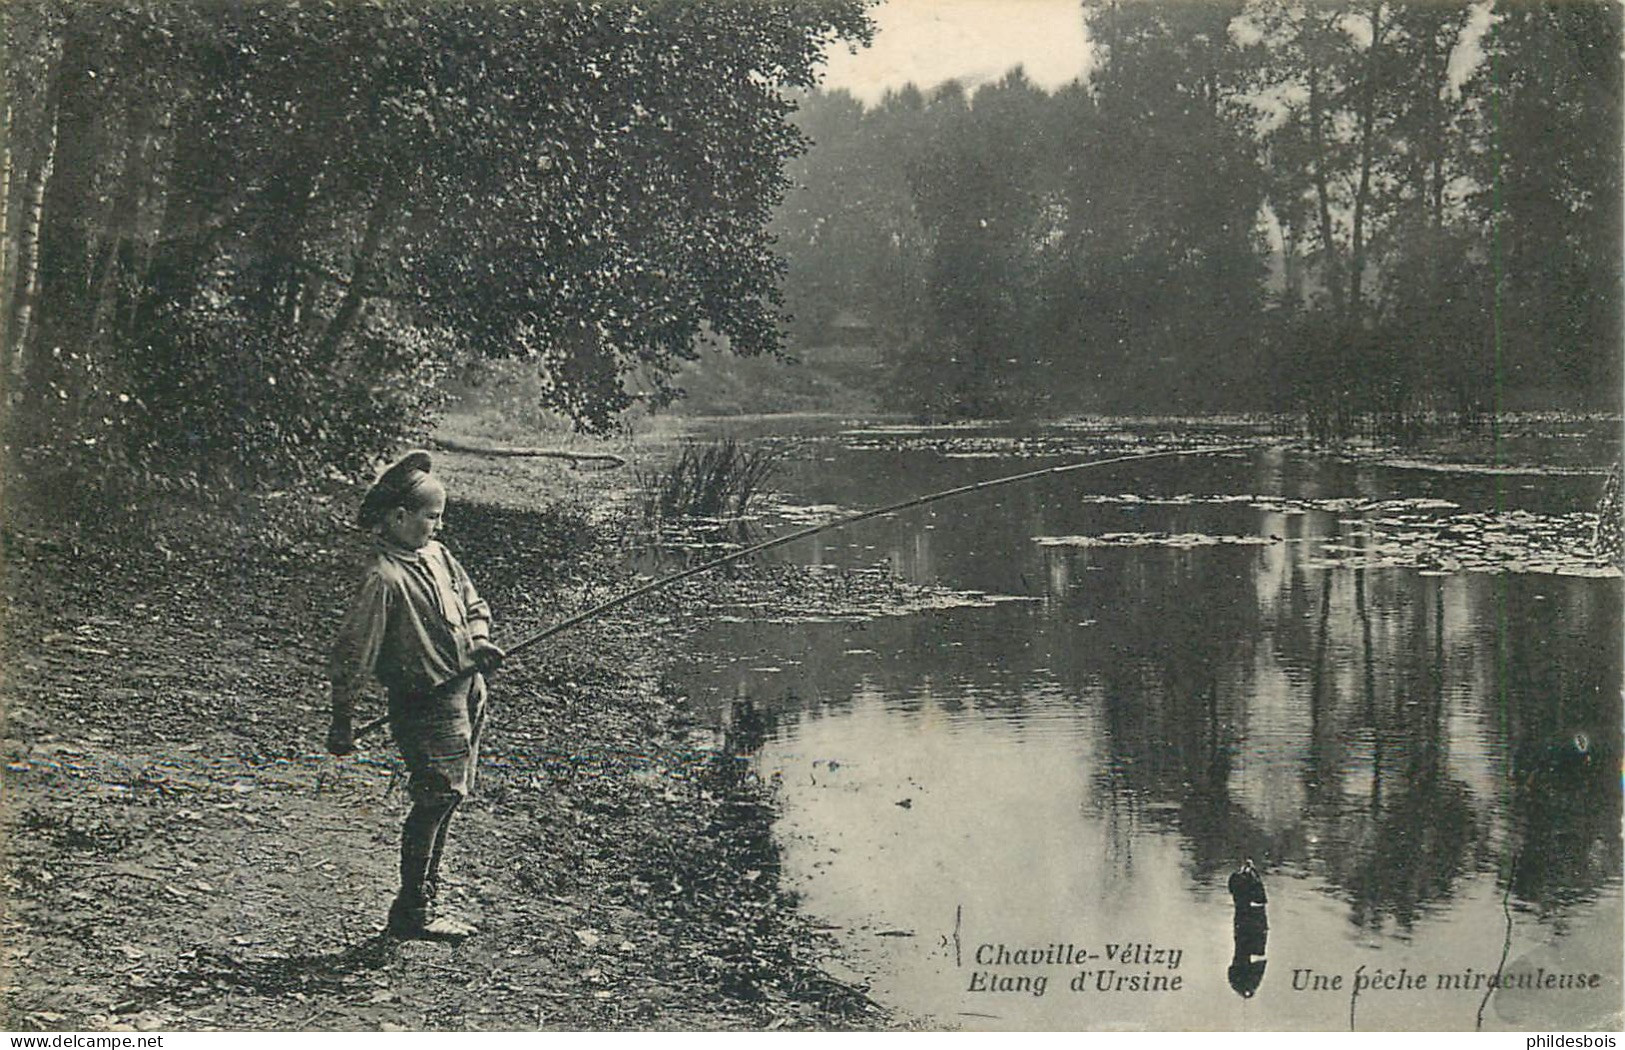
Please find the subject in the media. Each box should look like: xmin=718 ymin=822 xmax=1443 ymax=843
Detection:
xmin=431 ymin=437 xmax=625 ymax=468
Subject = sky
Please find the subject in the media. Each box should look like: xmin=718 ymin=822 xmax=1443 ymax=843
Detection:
xmin=820 ymin=0 xmax=1493 ymax=108
xmin=820 ymin=0 xmax=1095 ymax=105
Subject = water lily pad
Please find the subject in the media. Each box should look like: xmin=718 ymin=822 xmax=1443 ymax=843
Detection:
xmin=1034 ymin=532 xmax=1274 ymax=548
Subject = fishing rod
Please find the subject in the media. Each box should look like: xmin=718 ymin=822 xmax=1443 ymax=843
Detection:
xmin=353 ymin=440 xmax=1258 ymax=740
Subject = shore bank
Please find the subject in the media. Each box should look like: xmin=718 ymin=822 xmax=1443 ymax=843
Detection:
xmin=0 ymin=457 xmax=891 ymax=1031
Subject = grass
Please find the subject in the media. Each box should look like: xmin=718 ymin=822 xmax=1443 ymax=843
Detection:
xmin=637 ymin=438 xmax=784 ymax=542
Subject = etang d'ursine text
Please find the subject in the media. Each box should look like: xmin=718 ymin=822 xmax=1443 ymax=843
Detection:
xmin=968 ymin=942 xmax=1185 ymax=997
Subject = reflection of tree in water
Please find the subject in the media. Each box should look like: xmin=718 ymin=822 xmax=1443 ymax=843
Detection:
xmin=1049 ymin=545 xmax=1293 ymax=881
xmin=1506 ymin=764 xmax=1619 ymax=918
xmin=1300 ymin=567 xmax=1486 ymax=932
xmin=1051 ymin=526 xmax=1618 ymax=930
xmin=687 ymin=501 xmax=1620 ymax=928
xmin=1497 ymin=576 xmax=1622 ymax=913
xmin=1282 ymin=557 xmax=1620 ymax=927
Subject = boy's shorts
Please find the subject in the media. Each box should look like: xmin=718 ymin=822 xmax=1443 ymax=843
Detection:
xmin=390 ymin=673 xmax=487 ymax=802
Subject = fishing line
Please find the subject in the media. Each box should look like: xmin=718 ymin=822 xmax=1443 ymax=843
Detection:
xmin=353 ymin=440 xmax=1260 ymax=740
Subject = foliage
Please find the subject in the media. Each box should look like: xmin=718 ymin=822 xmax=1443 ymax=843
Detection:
xmin=0 ymin=0 xmax=872 ymax=493
xmin=770 ymin=85 xmax=932 ymax=389
xmin=1466 ymin=0 xmax=1624 ymax=405
xmin=768 ymin=0 xmax=1621 ymax=433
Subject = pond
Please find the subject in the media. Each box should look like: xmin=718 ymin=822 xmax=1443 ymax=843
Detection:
xmin=654 ymin=417 xmax=1622 ymax=1032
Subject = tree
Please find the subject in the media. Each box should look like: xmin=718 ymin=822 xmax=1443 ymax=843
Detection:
xmin=0 ymin=0 xmax=873 ymax=488
xmin=771 ymin=84 xmax=936 ymax=360
xmin=1067 ymin=0 xmax=1268 ymax=412
xmin=1372 ymin=3 xmax=1490 ymax=425
xmin=760 ymin=0 xmax=1618 ymax=429
xmin=904 ymin=72 xmax=1058 ymax=417
xmin=1237 ymin=0 xmax=1509 ymax=432
xmin=1469 ymin=0 xmax=1623 ymax=408
xmin=773 ymin=84 xmax=933 ymax=380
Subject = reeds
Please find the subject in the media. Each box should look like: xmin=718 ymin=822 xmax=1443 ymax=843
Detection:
xmin=639 ymin=438 xmax=784 ymax=543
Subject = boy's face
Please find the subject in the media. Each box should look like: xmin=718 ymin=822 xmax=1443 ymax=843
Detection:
xmin=387 ymin=483 xmax=446 ymax=549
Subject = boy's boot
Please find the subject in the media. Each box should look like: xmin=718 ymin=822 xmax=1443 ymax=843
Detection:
xmin=422 ymin=801 xmax=477 ymax=937
xmin=388 ymin=803 xmax=474 ymax=941
xmin=387 ymin=886 xmax=473 ymax=941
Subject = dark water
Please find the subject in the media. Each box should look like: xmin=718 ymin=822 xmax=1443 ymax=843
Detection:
xmin=658 ymin=420 xmax=1622 ymax=1031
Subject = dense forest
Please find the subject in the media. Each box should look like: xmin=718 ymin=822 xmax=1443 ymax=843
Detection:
xmin=773 ymin=0 xmax=1623 ymax=432
xmin=0 ymin=0 xmax=870 ymax=490
xmin=1 ymin=1 xmax=1619 ymax=498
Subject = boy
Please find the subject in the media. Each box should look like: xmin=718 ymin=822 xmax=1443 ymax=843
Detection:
xmin=327 ymin=451 xmax=504 ymax=939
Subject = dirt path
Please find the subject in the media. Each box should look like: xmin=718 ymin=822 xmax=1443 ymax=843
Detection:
xmin=0 ymin=493 xmax=888 ymax=1031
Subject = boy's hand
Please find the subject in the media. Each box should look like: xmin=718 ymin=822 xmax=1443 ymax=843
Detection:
xmin=327 ymin=716 xmax=356 ymax=756
xmin=471 ymin=640 xmax=506 ymax=676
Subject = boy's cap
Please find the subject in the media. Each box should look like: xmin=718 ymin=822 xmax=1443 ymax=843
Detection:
xmin=379 ymin=449 xmax=433 ymax=481
xmin=359 ymin=449 xmax=435 ymax=527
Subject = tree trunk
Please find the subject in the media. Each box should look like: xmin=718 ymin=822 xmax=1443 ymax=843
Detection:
xmin=316 ymin=184 xmax=396 ymax=362
xmin=88 ymin=98 xmax=155 ymax=345
xmin=1348 ymin=1 xmax=1387 ymax=322
xmin=1421 ymin=15 xmax=1457 ymax=236
xmin=115 ymin=104 xmax=173 ymax=342
xmin=1 ymin=99 xmax=14 ymax=332
xmin=1307 ymin=65 xmax=1345 ymax=322
xmin=127 ymin=102 xmax=262 ymax=346
xmin=429 ymin=436 xmax=626 ymax=466
xmin=7 ymin=61 xmax=62 ymax=380
xmin=20 ymin=22 xmax=110 ymax=447
xmin=1281 ymin=209 xmax=1304 ymax=308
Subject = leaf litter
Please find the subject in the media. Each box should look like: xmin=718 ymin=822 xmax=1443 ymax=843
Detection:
xmin=0 ymin=475 xmax=892 ymax=1031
